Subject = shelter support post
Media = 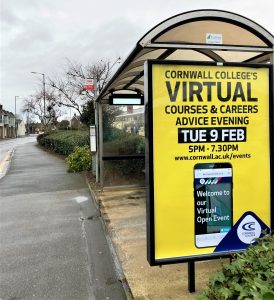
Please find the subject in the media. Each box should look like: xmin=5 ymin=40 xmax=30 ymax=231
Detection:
xmin=98 ymin=103 xmax=104 ymax=189
xmin=188 ymin=261 xmax=195 ymax=293
xmin=95 ymin=102 xmax=99 ymax=182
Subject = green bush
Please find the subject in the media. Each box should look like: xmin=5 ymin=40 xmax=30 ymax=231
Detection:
xmin=38 ymin=130 xmax=89 ymax=156
xmin=65 ymin=146 xmax=92 ymax=173
xmin=197 ymin=232 xmax=274 ymax=300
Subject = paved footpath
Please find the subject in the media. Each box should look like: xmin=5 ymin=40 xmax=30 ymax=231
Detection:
xmin=0 ymin=141 xmax=126 ymax=300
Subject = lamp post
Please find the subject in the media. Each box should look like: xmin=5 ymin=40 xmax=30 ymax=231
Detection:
xmin=31 ymin=71 xmax=46 ymax=129
xmin=15 ymin=96 xmax=19 ymax=138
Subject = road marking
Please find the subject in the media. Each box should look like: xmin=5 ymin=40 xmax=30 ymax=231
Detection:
xmin=74 ymin=196 xmax=89 ymax=203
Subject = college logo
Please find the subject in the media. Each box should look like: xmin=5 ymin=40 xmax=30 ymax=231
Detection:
xmin=242 ymin=222 xmax=255 ymax=231
xmin=214 ymin=211 xmax=269 ymax=253
xmin=237 ymin=215 xmax=261 ymax=244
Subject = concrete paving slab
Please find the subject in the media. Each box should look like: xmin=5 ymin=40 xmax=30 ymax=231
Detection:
xmin=95 ymin=188 xmax=229 ymax=299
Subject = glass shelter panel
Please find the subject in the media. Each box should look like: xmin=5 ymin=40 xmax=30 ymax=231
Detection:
xmin=104 ymin=159 xmax=145 ymax=186
xmin=102 ymin=105 xmax=145 ymax=186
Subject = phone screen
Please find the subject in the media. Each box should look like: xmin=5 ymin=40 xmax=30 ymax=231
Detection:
xmin=194 ymin=163 xmax=233 ymax=248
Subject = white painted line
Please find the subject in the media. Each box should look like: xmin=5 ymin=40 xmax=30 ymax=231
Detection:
xmin=74 ymin=196 xmax=89 ymax=203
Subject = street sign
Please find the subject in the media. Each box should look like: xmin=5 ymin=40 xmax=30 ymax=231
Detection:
xmin=90 ymin=125 xmax=97 ymax=152
xmin=145 ymin=60 xmax=273 ymax=265
xmin=85 ymin=78 xmax=96 ymax=91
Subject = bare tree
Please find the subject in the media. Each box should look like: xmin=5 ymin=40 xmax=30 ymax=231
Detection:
xmin=22 ymin=89 xmax=63 ymax=132
xmin=47 ymin=58 xmax=121 ymax=116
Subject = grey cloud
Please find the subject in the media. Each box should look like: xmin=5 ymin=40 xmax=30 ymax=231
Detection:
xmin=1 ymin=0 xmax=273 ymax=113
xmin=1 ymin=5 xmax=20 ymax=26
xmin=47 ymin=16 xmax=146 ymax=66
xmin=4 ymin=22 xmax=54 ymax=52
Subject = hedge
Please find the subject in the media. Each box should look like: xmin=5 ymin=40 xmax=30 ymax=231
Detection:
xmin=103 ymin=133 xmax=145 ymax=156
xmin=38 ymin=130 xmax=89 ymax=156
xmin=38 ymin=130 xmax=145 ymax=179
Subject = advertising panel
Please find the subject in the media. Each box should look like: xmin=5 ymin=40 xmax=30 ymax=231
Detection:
xmin=145 ymin=61 xmax=273 ymax=265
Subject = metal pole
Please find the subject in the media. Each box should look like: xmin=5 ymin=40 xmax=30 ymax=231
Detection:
xmin=27 ymin=103 xmax=30 ymax=135
xmin=15 ymin=96 xmax=18 ymax=138
xmin=42 ymin=73 xmax=46 ymax=130
xmin=31 ymin=71 xmax=46 ymax=130
xmin=188 ymin=261 xmax=195 ymax=293
xmin=94 ymin=84 xmax=99 ymax=183
xmin=98 ymin=102 xmax=104 ymax=189
xmin=95 ymin=103 xmax=100 ymax=183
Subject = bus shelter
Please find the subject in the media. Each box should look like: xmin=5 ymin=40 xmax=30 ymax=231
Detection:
xmin=95 ymin=9 xmax=274 ymax=187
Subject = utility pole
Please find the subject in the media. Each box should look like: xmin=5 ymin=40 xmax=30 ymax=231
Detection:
xmin=15 ymin=96 xmax=19 ymax=138
xmin=31 ymin=71 xmax=46 ymax=129
xmin=27 ymin=102 xmax=30 ymax=134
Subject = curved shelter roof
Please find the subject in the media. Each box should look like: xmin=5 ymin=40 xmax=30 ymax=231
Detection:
xmin=97 ymin=9 xmax=274 ymax=104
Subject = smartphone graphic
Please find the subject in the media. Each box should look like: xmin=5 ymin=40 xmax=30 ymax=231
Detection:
xmin=194 ymin=163 xmax=233 ymax=248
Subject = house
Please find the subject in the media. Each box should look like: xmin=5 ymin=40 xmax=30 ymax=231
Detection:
xmin=16 ymin=119 xmax=26 ymax=137
xmin=70 ymin=114 xmax=81 ymax=130
xmin=113 ymin=107 xmax=144 ymax=136
xmin=0 ymin=104 xmax=16 ymax=139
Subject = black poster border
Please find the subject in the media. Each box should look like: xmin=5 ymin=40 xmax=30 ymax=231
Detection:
xmin=145 ymin=60 xmax=273 ymax=266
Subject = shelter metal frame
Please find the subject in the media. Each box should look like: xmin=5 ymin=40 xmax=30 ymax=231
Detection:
xmin=96 ymin=9 xmax=274 ymax=189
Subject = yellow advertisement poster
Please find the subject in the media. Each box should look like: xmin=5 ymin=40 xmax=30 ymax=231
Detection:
xmin=146 ymin=61 xmax=272 ymax=264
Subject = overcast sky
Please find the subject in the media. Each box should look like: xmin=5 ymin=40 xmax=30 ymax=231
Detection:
xmin=1 ymin=0 xmax=273 ymax=115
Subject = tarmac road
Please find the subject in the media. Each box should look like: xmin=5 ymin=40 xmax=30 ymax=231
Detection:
xmin=0 ymin=136 xmax=36 ymax=162
xmin=0 ymin=140 xmax=126 ymax=300
xmin=0 ymin=136 xmax=37 ymax=179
